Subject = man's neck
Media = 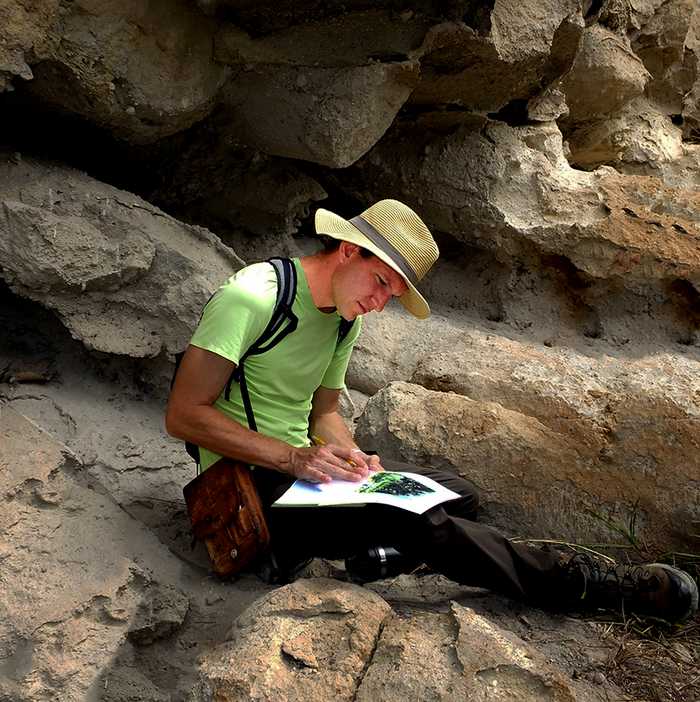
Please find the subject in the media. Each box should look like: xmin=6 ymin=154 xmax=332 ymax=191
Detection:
xmin=300 ymin=252 xmax=337 ymax=311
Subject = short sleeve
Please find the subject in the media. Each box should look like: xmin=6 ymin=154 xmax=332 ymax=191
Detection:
xmin=320 ymin=315 xmax=363 ymax=389
xmin=189 ymin=263 xmax=277 ymax=364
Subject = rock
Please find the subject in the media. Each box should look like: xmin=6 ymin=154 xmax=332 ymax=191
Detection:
xmin=197 ymin=0 xmax=438 ymax=35
xmin=346 ymin=309 xmax=465 ymax=396
xmin=25 ymin=0 xmax=228 ymax=143
xmin=527 ymin=87 xmax=569 ymax=122
xmin=98 ymin=666 xmax=171 ymax=702
xmin=337 ymin=387 xmax=356 ymax=424
xmin=0 ymin=155 xmax=243 ymax=357
xmin=681 ymin=8 xmax=700 ymax=139
xmin=212 ymin=11 xmax=427 ymax=167
xmin=566 ymin=96 xmax=700 ymax=188
xmin=356 ymin=604 xmax=586 ymax=701
xmin=561 ymin=24 xmax=651 ymax=123
xmin=355 ymin=380 xmax=699 ymax=551
xmin=214 ymin=10 xmax=429 ymax=68
xmin=127 ymin=584 xmax=190 ymax=646
xmin=345 ymin=120 xmax=700 ymax=292
xmin=347 ymin=388 xmax=370 ymax=421
xmin=631 ymin=0 xmax=698 ymax=114
xmin=566 ymin=98 xmax=685 ymax=172
xmin=189 ymin=578 xmax=392 ymax=701
xmin=208 ymin=2 xmax=583 ymax=165
xmin=152 ymin=137 xmax=328 ymax=253
xmin=410 ymin=2 xmax=583 ymax=114
xmin=0 ymin=406 xmax=185 ymax=701
xmin=215 ymin=16 xmax=420 ymax=168
xmin=0 ymin=0 xmax=60 ymax=91
xmin=683 ymin=78 xmax=700 ymax=139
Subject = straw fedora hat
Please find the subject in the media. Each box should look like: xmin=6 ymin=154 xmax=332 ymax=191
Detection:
xmin=314 ymin=199 xmax=439 ymax=319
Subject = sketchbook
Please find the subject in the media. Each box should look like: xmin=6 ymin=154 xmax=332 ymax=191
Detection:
xmin=272 ymin=470 xmax=461 ymax=515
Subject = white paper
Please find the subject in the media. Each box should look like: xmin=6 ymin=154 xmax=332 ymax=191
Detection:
xmin=272 ymin=471 xmax=461 ymax=515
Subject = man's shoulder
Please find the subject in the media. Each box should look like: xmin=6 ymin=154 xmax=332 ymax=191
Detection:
xmin=192 ymin=261 xmax=279 ymax=352
xmin=215 ymin=261 xmax=279 ymax=310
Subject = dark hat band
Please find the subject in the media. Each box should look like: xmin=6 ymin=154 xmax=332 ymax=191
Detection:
xmin=349 ymin=215 xmax=419 ymax=287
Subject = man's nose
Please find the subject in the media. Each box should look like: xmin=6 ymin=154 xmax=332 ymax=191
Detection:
xmin=373 ymin=289 xmax=392 ymax=312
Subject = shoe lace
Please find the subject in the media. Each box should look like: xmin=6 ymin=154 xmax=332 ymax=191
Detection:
xmin=564 ymin=554 xmax=660 ymax=601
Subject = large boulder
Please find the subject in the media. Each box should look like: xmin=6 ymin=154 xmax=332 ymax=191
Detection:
xmin=561 ymin=24 xmax=651 ymax=123
xmin=355 ymin=380 xmax=699 ymax=552
xmin=188 ymin=578 xmax=392 ymax=701
xmin=357 ymin=603 xmax=594 ymax=702
xmin=214 ymin=12 xmax=424 ymax=167
xmin=218 ymin=62 xmax=418 ymax=167
xmin=24 ymin=0 xmax=228 ymax=143
xmin=410 ymin=0 xmax=583 ymax=114
xmin=0 ymin=407 xmax=189 ymax=701
xmin=190 ymin=579 xmax=613 ymax=702
xmin=0 ymin=155 xmax=242 ymax=358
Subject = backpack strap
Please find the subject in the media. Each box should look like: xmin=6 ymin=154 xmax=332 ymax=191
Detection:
xmin=224 ymin=258 xmax=299 ymax=431
xmin=337 ymin=316 xmax=356 ymax=346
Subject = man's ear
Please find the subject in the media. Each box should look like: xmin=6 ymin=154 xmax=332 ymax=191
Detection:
xmin=338 ymin=241 xmax=361 ymax=261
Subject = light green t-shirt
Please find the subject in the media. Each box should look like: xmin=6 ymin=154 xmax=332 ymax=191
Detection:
xmin=190 ymin=258 xmax=362 ymax=471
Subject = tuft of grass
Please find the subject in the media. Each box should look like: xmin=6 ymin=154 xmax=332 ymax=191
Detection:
xmin=597 ymin=613 xmax=700 ymax=702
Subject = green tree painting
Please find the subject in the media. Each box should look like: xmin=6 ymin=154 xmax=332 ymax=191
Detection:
xmin=358 ymin=472 xmax=435 ymax=497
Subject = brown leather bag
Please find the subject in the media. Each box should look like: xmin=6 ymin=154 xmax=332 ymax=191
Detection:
xmin=183 ymin=458 xmax=270 ymax=578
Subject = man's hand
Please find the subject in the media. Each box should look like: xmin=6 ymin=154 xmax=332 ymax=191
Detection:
xmin=350 ymin=449 xmax=384 ymax=473
xmin=285 ymin=444 xmax=371 ymax=483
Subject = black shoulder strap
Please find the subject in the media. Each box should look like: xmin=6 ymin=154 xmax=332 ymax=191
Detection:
xmin=337 ymin=317 xmax=356 ymax=345
xmin=224 ymin=258 xmax=299 ymax=431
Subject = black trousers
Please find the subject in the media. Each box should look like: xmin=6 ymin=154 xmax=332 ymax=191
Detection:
xmin=253 ymin=459 xmax=561 ymax=603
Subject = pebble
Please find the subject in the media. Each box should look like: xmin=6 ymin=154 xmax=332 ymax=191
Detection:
xmin=591 ymin=671 xmax=606 ymax=685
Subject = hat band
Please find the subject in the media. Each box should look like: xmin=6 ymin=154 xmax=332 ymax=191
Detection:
xmin=349 ymin=216 xmax=419 ymax=286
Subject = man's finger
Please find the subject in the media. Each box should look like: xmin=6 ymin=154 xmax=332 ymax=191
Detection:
xmin=322 ymin=447 xmax=369 ymax=475
xmin=300 ymin=466 xmax=332 ymax=483
xmin=368 ymin=455 xmax=384 ymax=472
xmin=327 ymin=444 xmax=370 ymax=470
xmin=322 ymin=462 xmax=366 ymax=482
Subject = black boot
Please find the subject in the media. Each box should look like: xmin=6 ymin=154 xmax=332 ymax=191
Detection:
xmin=559 ymin=554 xmax=698 ymax=622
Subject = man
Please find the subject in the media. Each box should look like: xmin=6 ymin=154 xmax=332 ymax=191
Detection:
xmin=167 ymin=199 xmax=698 ymax=621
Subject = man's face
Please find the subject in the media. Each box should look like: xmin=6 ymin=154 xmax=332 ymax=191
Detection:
xmin=331 ymin=244 xmax=408 ymax=320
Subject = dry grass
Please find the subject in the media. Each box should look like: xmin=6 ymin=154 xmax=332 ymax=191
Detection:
xmin=596 ymin=614 xmax=699 ymax=702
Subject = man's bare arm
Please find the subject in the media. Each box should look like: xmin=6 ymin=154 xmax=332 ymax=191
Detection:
xmin=309 ymin=386 xmax=357 ymax=448
xmin=165 ymin=346 xmax=367 ymax=482
xmin=310 ymin=386 xmax=383 ymax=471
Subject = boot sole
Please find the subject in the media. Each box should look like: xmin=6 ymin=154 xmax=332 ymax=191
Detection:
xmin=649 ymin=563 xmax=699 ymax=621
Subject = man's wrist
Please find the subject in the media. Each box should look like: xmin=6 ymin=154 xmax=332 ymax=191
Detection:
xmin=275 ymin=443 xmax=298 ymax=475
